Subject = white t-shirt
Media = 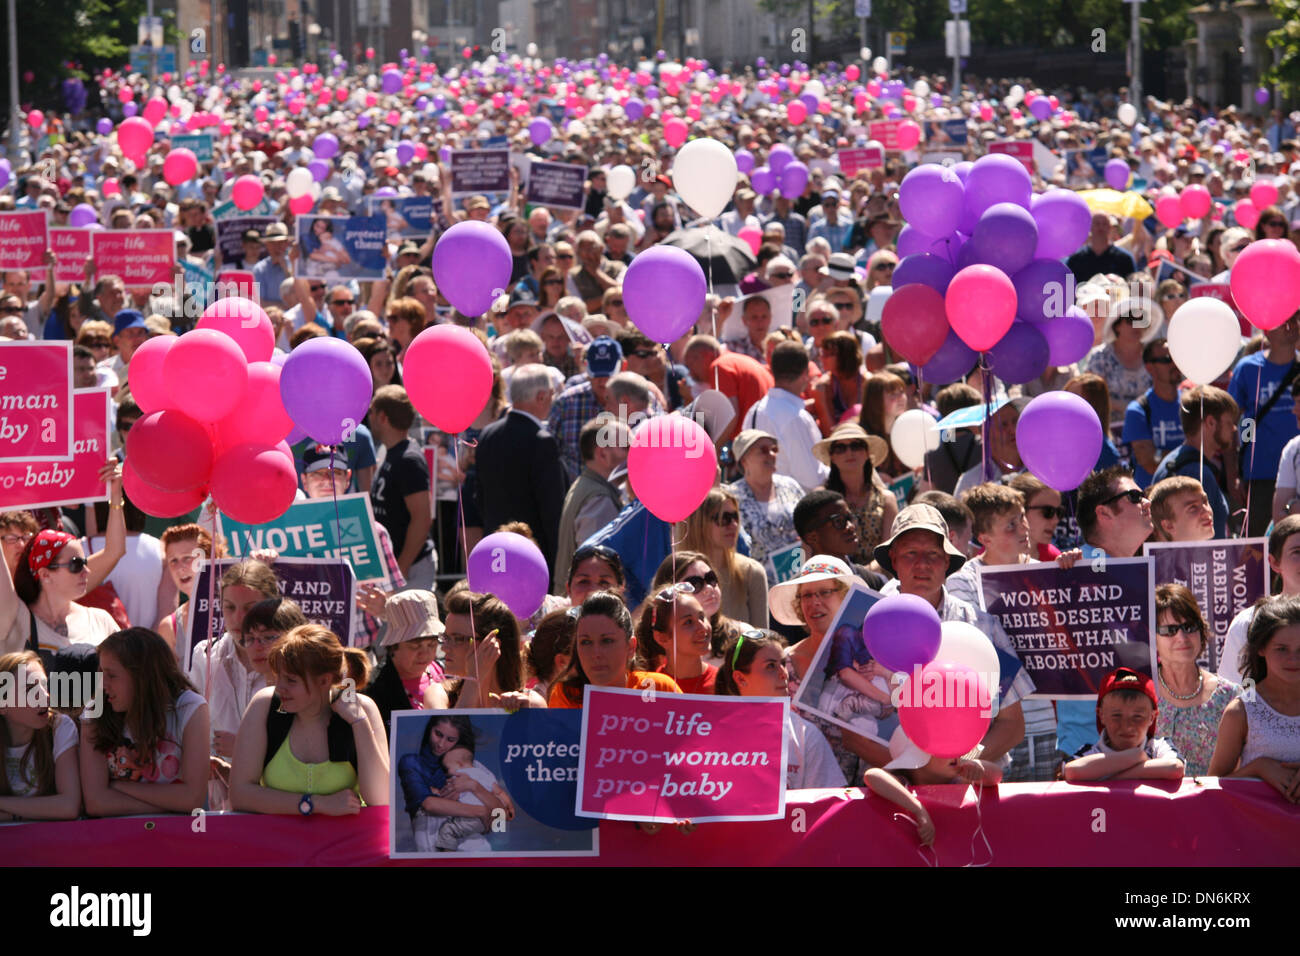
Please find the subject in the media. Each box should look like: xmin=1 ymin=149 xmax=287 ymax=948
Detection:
xmin=1077 ymin=732 xmax=1180 ymax=762
xmin=90 ymin=534 xmax=164 ymax=630
xmin=82 ymin=689 xmax=205 ymax=785
xmin=4 ymin=713 xmax=77 ymax=796
xmin=1 ymin=603 xmax=119 ymax=657
xmin=1219 ymin=605 xmax=1253 ymax=686
xmin=786 ymin=711 xmax=847 ymax=790
xmin=1275 ymin=434 xmax=1300 ymax=493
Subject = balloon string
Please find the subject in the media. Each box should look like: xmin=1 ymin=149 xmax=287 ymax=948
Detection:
xmin=1241 ymin=371 xmax=1264 ymax=539
xmin=964 ymin=779 xmax=994 ymax=868
xmin=707 ymin=230 xmax=719 ymax=392
xmin=917 ymin=367 xmax=930 ymax=490
xmin=327 ymin=444 xmax=350 ymax=646
xmin=455 ymin=432 xmax=480 ymax=698
xmin=203 ymin=502 xmax=218 ymax=707
xmin=891 ymin=812 xmax=938 ymax=867
xmin=979 ymin=355 xmax=993 ymax=483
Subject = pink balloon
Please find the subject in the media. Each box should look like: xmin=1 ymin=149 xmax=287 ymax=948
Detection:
xmin=1234 ymin=199 xmax=1259 ymax=230
xmin=946 ymin=265 xmax=1017 ymax=352
xmin=896 ymin=120 xmax=922 ymax=151
xmin=163 ymin=148 xmax=198 ymax=185
xmin=664 ymin=116 xmax=689 ymax=148
xmin=231 ymin=175 xmax=265 ymax=211
xmin=883 ymin=284 xmax=949 ymax=365
xmin=125 ymin=410 xmax=214 ymax=493
xmin=215 ymin=362 xmax=294 ymax=448
xmin=979 ymin=103 xmax=993 ymax=122
xmin=403 ymin=325 xmax=494 ymax=433
xmin=1231 ymin=239 xmax=1300 ymax=332
xmin=288 ymin=193 xmax=314 ymax=214
xmin=163 ymin=329 xmax=249 ymax=424
xmin=123 ymin=460 xmax=208 ymax=518
xmin=896 ymin=661 xmax=992 ymax=759
xmin=211 ymin=444 xmax=299 ymax=525
xmin=627 ymin=416 xmax=717 ymax=523
xmin=102 ymin=177 xmax=121 ymax=197
xmin=737 ymin=226 xmax=762 ymax=255
xmin=117 ymin=116 xmax=154 ymax=157
xmin=845 ymin=64 xmax=860 ymax=81
xmin=1155 ymin=195 xmax=1183 ymax=229
xmin=198 ymin=296 xmax=274 ymax=363
xmin=787 ymin=100 xmax=807 ymax=124
xmin=1250 ymin=180 xmax=1279 ymax=210
xmin=127 ymin=336 xmax=179 ymax=414
xmin=143 ymin=97 xmax=167 ymax=126
xmin=1180 ymin=184 xmax=1212 ymax=220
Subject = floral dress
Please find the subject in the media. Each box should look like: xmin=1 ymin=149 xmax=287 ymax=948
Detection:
xmin=1081 ymin=345 xmax=1153 ymax=424
xmin=729 ymin=475 xmax=805 ymax=586
xmin=1158 ymin=677 xmax=1241 ymax=776
xmin=784 ymin=647 xmax=861 ymax=786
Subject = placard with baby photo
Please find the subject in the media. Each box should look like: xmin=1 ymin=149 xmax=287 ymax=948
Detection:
xmin=789 ymin=582 xmax=901 ymax=746
xmin=389 ymin=708 xmax=599 ymax=858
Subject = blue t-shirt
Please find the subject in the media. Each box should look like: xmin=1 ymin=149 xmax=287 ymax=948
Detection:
xmin=1121 ymin=389 xmax=1184 ymax=489
xmin=1229 ymin=353 xmax=1299 ymax=481
xmin=1150 ymin=444 xmax=1229 ymax=539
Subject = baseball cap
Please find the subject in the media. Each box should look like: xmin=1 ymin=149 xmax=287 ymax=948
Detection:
xmin=585 ymin=336 xmax=623 ymax=377
xmin=112 ymin=310 xmax=147 ymax=337
xmin=820 ymin=187 xmax=841 ymax=201
xmin=302 ymin=443 xmax=350 ymax=474
xmin=396 ymin=239 xmax=422 ymax=257
xmin=507 ymin=284 xmax=539 ymax=311
xmin=1095 ymin=666 xmax=1159 ymax=735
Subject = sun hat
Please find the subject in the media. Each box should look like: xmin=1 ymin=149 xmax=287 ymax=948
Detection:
xmin=380 ymin=589 xmax=446 ymax=646
xmin=731 ymin=428 xmax=777 ymax=467
xmin=873 ymin=503 xmax=967 ymax=578
xmin=812 ymin=422 xmax=888 ymax=467
xmin=768 ymin=555 xmax=859 ymax=626
xmin=883 ymin=726 xmax=932 ymax=771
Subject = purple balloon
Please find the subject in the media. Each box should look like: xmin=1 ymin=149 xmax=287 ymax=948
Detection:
xmin=899 ymin=164 xmax=965 ymax=237
xmin=750 ymin=166 xmax=775 ymax=195
xmin=395 ymin=140 xmax=415 ymax=165
xmin=432 ymin=221 xmax=513 ymax=317
xmin=1104 ymin=158 xmax=1130 ymax=191
xmin=1041 ymin=305 xmax=1095 ymax=366
xmin=1031 ymin=189 xmax=1092 ymax=260
xmin=963 ymin=153 xmax=1033 ymax=223
xmin=920 ymin=328 xmax=978 ymax=384
xmin=308 ymin=158 xmax=330 ymax=182
xmin=893 ymin=253 xmax=956 ymax=294
xmin=624 ymin=98 xmax=645 ymax=120
xmin=931 ymin=93 xmax=943 ymax=108
xmin=768 ymin=144 xmax=794 ymax=175
xmin=896 ymin=224 xmax=962 ymax=264
xmin=279 ymin=337 xmax=374 ymax=446
xmin=987 ymin=321 xmax=1050 ymax=385
xmin=528 ymin=116 xmax=553 ymax=146
xmin=951 ymin=161 xmax=973 ymax=185
xmin=123 ymin=102 xmax=138 ymax=118
xmin=1017 ymin=390 xmax=1103 ymax=491
xmin=96 ymin=117 xmax=113 ymax=135
xmin=312 ymin=132 xmax=339 ymax=159
xmin=69 ymin=204 xmax=98 ymax=228
xmin=358 ymin=114 xmax=371 ymax=129
xmin=779 ymin=160 xmax=809 ymax=198
xmin=967 ymin=201 xmax=1039 ymax=275
xmin=1012 ymin=258 xmax=1071 ymax=322
xmin=467 ymin=532 xmax=549 ymax=618
xmin=415 ymin=96 xmax=429 ymax=111
xmin=1029 ymin=97 xmax=1053 ymax=121
xmin=799 ymin=92 xmax=819 ymax=112
xmin=864 ymin=594 xmax=943 ymax=673
xmin=735 ymin=148 xmax=755 ymax=174
xmin=433 ymin=94 xmax=446 ymax=111
xmin=1255 ymin=87 xmax=1270 ymax=105
xmin=381 ymin=69 xmax=403 ymax=95
xmin=438 ymin=114 xmax=452 ymax=130
xmin=623 ymin=246 xmax=707 ymax=343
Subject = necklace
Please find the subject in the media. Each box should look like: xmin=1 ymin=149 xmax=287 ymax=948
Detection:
xmin=1158 ymin=664 xmax=1203 ymax=701
xmin=34 ymin=597 xmax=70 ymax=638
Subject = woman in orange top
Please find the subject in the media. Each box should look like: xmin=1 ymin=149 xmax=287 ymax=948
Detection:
xmin=548 ymin=592 xmax=681 ymax=708
xmin=635 ymin=583 xmax=717 ymax=695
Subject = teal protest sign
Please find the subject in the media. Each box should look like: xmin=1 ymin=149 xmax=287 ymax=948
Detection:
xmin=213 ymin=196 xmax=274 ymax=220
xmin=216 ymin=493 xmax=391 ymax=587
xmin=171 ymin=133 xmax=214 ymax=161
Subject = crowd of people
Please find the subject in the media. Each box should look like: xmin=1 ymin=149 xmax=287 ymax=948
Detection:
xmin=1 ymin=45 xmax=1299 ymax=849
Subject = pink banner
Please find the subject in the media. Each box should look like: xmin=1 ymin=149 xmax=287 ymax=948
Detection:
xmin=0 ymin=388 xmax=109 ymax=509
xmin=0 ymin=342 xmax=74 ymax=462
xmin=838 ymin=146 xmax=885 ymax=176
xmin=1191 ymin=283 xmax=1252 ymax=337
xmin=576 ymin=687 xmax=787 ymax=823
xmin=0 ymin=210 xmax=48 ymax=271
xmin=91 ymin=229 xmax=175 ymax=290
xmin=868 ymin=120 xmax=904 ymax=151
xmin=216 ymin=270 xmax=258 ymax=301
xmin=2 ymin=781 xmax=1296 ymax=867
xmin=49 ymin=227 xmax=93 ymax=284
xmin=988 ymin=140 xmax=1034 ymax=172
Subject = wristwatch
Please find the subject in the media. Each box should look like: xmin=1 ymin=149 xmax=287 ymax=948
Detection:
xmin=298 ymin=793 xmax=314 ymax=816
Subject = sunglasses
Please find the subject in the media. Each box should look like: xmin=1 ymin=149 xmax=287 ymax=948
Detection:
xmin=830 ymin=441 xmax=868 ymax=455
xmin=556 ymin=253 xmax=575 ymax=260
xmin=1159 ymin=294 xmax=1184 ymax=302
xmin=1147 ymin=356 xmax=1174 ymax=364
xmin=813 ymin=512 xmax=856 ymax=532
xmin=309 ymin=284 xmax=326 ymax=292
xmin=543 ymin=279 xmax=563 ymax=286
xmin=1262 ymin=220 xmax=1286 ymax=228
xmin=48 ymin=556 xmax=88 ymax=574
xmin=573 ymin=543 xmax=622 ymax=567
xmin=831 ymin=301 xmax=856 ymax=311
xmin=0 ymin=306 xmax=22 ymax=315
xmin=681 ymin=571 xmax=720 ymax=591
xmin=1155 ymin=622 xmax=1202 ymax=637
xmin=1102 ymin=488 xmax=1146 ymax=507
xmin=1229 ymin=242 xmax=1250 ymax=253
xmin=809 ymin=316 xmax=835 ymax=327
xmin=768 ymin=271 xmax=794 ymax=280
xmin=85 ymin=339 xmax=111 ymax=348
xmin=655 ymin=580 xmax=697 ymax=603
xmin=331 ymin=298 xmax=355 ymax=306
xmin=1029 ymin=505 xmax=1067 ymax=520
xmin=872 ymin=263 xmax=895 ymax=272
xmin=731 ymin=628 xmax=767 ymax=669
xmin=631 ymin=348 xmax=658 ymax=359
xmin=712 ymin=511 xmax=740 ymax=527
xmin=608 ymin=299 xmax=624 ymax=307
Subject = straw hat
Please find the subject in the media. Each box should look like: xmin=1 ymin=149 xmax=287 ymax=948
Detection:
xmin=812 ymin=422 xmax=888 ymax=467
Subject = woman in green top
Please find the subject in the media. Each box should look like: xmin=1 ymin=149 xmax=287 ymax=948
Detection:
xmin=230 ymin=624 xmax=389 ymax=815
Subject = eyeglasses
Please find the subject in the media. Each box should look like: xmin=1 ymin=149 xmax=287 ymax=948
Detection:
xmin=712 ymin=510 xmax=740 ymax=527
xmin=1028 ymin=505 xmax=1067 ymax=520
xmin=241 ymin=630 xmax=282 ymax=648
xmin=438 ymin=633 xmax=475 ymax=648
xmin=1101 ymin=487 xmax=1146 ymax=508
xmin=1155 ymin=622 xmax=1202 ymax=637
xmin=1 ymin=533 xmax=32 ymax=546
xmin=681 ymin=571 xmax=719 ymax=592
xmin=799 ymin=585 xmax=843 ymax=603
xmin=808 ymin=316 xmax=835 ymax=327
xmin=829 ymin=440 xmax=868 ymax=456
xmin=894 ymin=549 xmax=947 ymax=566
xmin=48 ymin=556 xmax=88 ymax=574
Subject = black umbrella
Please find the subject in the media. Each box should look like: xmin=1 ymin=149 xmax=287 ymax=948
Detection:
xmin=659 ymin=225 xmax=757 ymax=286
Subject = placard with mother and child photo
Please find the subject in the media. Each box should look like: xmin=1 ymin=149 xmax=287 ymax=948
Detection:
xmin=388 ymin=708 xmax=599 ymax=858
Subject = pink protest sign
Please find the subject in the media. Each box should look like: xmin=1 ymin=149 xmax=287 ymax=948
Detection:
xmin=988 ymin=140 xmax=1034 ymax=172
xmin=1190 ymin=283 xmax=1252 ymax=337
xmin=50 ymin=228 xmax=93 ymax=284
xmin=838 ymin=146 xmax=885 ymax=176
xmin=868 ymin=120 xmax=904 ymax=151
xmin=91 ymin=229 xmax=175 ymax=290
xmin=216 ymin=270 xmax=258 ymax=301
xmin=0 ymin=388 xmax=110 ymax=510
xmin=0 ymin=211 xmax=49 ymax=271
xmin=576 ymin=686 xmax=788 ymax=823
xmin=0 ymin=342 xmax=74 ymax=463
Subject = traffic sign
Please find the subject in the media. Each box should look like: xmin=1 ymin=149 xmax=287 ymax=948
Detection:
xmin=949 ymin=0 xmax=967 ymax=13
xmin=855 ymin=0 xmax=872 ymax=17
xmin=887 ymin=31 xmax=907 ymax=55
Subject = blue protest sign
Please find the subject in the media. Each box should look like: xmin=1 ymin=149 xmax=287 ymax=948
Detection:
xmin=295 ymin=214 xmax=387 ymax=281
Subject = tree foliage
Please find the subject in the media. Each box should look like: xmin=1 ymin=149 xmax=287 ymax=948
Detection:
xmin=1265 ymin=0 xmax=1300 ymax=97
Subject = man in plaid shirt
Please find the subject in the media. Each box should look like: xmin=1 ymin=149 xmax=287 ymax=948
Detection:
xmin=549 ymin=337 xmax=624 ymax=483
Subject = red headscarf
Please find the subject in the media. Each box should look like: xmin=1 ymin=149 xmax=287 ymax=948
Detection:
xmin=27 ymin=530 xmax=76 ymax=575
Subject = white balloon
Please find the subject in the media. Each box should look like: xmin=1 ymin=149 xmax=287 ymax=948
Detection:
xmin=804 ymin=79 xmax=825 ymax=100
xmin=526 ymin=42 xmax=538 ymax=57
xmin=694 ymin=72 xmax=711 ymax=91
xmin=860 ymin=47 xmax=872 ymax=62
xmin=1167 ymin=299 xmax=1240 ymax=385
xmin=1009 ymin=84 xmax=1024 ymax=104
xmin=890 ymin=409 xmax=941 ymax=470
xmin=935 ymin=621 xmax=1000 ymax=682
xmin=606 ymin=164 xmax=636 ymax=201
xmin=1118 ymin=102 xmax=1138 ymax=126
xmin=290 ymin=75 xmax=304 ymax=92
xmin=914 ymin=79 xmax=931 ymax=98
xmin=872 ymin=57 xmax=888 ymax=76
xmin=286 ymin=166 xmax=313 ymax=199
xmin=671 ymin=138 xmax=739 ymax=220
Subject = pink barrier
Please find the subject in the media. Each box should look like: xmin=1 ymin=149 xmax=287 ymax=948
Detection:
xmin=4 ymin=780 xmax=1297 ymax=867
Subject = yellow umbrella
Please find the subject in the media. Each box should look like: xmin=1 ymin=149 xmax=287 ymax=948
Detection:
xmin=1077 ymin=188 xmax=1153 ymax=221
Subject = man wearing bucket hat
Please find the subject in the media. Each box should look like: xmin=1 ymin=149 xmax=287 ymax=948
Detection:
xmin=874 ymin=503 xmax=1034 ymax=762
xmin=363 ymin=590 xmax=448 ymax=734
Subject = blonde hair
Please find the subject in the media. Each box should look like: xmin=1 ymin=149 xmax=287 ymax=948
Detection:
xmin=677 ymin=487 xmax=744 ymax=595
